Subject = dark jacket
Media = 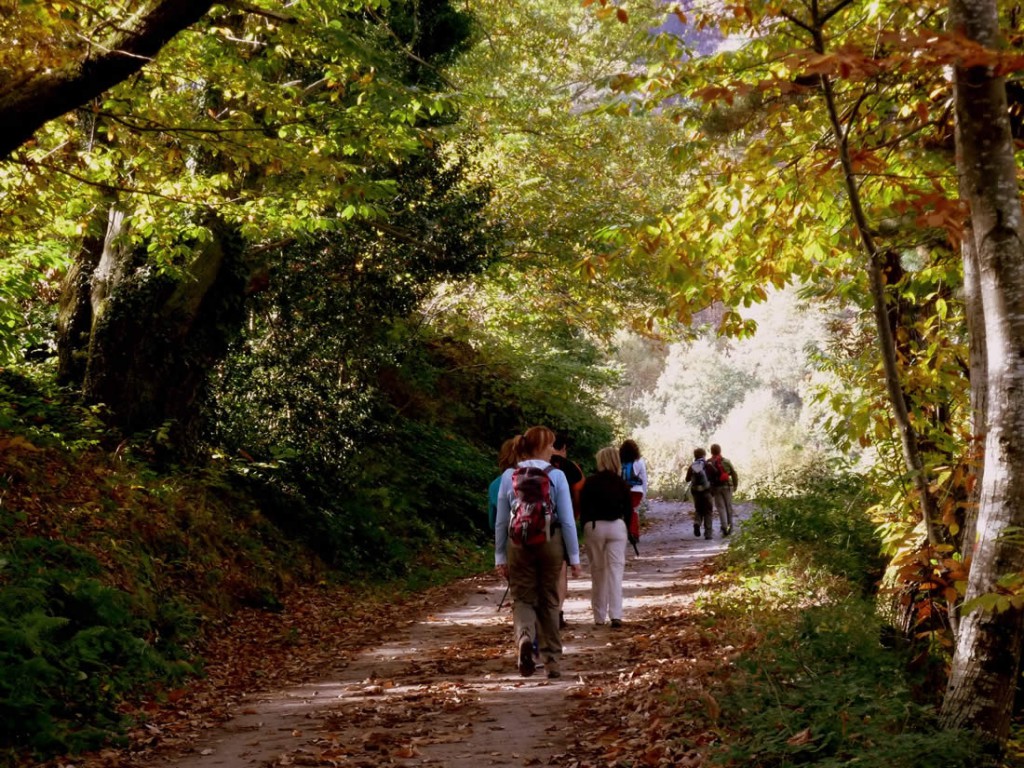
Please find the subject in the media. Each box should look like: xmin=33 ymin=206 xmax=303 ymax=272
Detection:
xmin=579 ymin=470 xmax=632 ymax=528
xmin=550 ymin=454 xmax=585 ymax=515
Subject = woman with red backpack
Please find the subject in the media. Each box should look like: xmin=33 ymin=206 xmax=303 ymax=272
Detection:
xmin=494 ymin=426 xmax=581 ymax=679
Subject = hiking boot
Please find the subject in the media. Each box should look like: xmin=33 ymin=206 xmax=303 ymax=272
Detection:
xmin=547 ymin=668 xmax=562 ymax=679
xmin=723 ymin=526 xmax=732 ymax=536
xmin=610 ymin=619 xmax=623 ymax=629
xmin=693 ymin=523 xmax=701 ymax=537
xmin=518 ymin=637 xmax=536 ymax=677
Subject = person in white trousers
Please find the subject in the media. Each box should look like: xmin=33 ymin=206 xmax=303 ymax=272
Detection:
xmin=578 ymin=446 xmax=632 ymax=628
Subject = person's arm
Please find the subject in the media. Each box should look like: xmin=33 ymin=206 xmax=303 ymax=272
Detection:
xmin=494 ymin=471 xmax=512 ymax=566
xmin=569 ymin=462 xmax=585 ymax=514
xmin=488 ymin=477 xmax=500 ymax=531
xmin=726 ymin=459 xmax=739 ymax=490
xmin=637 ymin=458 xmax=649 ymax=496
xmin=551 ymin=470 xmax=580 ymax=567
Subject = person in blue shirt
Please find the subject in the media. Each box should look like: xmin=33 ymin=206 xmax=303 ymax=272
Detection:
xmin=488 ymin=436 xmax=520 ymax=531
xmin=495 ymin=426 xmax=581 ymax=679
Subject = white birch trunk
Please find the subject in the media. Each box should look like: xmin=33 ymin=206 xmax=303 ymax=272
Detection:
xmin=941 ymin=0 xmax=1024 ymax=743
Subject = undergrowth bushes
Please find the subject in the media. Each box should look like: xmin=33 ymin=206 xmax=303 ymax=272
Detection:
xmin=697 ymin=472 xmax=993 ymax=768
xmin=0 ymin=538 xmax=192 ymax=758
xmin=233 ymin=416 xmax=495 ymax=583
xmin=0 ymin=370 xmax=314 ymax=764
xmin=729 ymin=469 xmax=885 ymax=594
xmin=714 ymin=599 xmax=987 ymax=767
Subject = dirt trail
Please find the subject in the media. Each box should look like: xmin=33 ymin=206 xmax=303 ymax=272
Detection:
xmin=153 ymin=499 xmax=740 ymax=768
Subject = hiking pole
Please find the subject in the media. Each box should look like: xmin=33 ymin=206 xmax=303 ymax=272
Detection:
xmin=497 ymin=582 xmax=510 ymax=611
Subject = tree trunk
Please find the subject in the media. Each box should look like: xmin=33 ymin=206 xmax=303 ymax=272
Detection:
xmin=57 ymin=205 xmax=246 ymax=453
xmin=960 ymin=200 xmax=986 ymax=558
xmin=56 ymin=229 xmax=105 ymax=385
xmin=940 ymin=0 xmax=1024 ymax=745
xmin=0 ymin=0 xmax=216 ymax=160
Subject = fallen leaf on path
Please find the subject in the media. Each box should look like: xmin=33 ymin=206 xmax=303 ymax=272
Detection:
xmin=787 ymin=727 xmax=813 ymax=745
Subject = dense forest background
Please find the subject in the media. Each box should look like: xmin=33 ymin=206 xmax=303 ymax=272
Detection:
xmin=3 ymin=0 xmax=1024 ymax=764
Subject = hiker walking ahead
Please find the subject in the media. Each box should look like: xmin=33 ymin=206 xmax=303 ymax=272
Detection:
xmin=618 ymin=439 xmax=648 ymax=548
xmin=550 ymin=432 xmax=585 ymax=630
xmin=488 ymin=436 xmax=520 ymax=531
xmin=707 ymin=443 xmax=739 ymax=536
xmin=579 ymin=447 xmax=632 ymax=628
xmin=495 ymin=426 xmax=581 ymax=679
xmin=686 ymin=447 xmax=715 ymax=539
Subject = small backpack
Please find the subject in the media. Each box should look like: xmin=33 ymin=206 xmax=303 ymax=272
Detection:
xmin=509 ymin=465 xmax=557 ymax=546
xmin=622 ymin=461 xmax=644 ymax=489
xmin=708 ymin=455 xmax=730 ymax=486
xmin=689 ymin=459 xmax=711 ymax=493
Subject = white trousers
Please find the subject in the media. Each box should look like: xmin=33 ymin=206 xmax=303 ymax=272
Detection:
xmin=585 ymin=519 xmax=628 ymax=623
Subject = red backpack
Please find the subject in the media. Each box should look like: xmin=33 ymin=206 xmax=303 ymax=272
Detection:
xmin=708 ymin=455 xmax=730 ymax=485
xmin=509 ymin=465 xmax=556 ymax=546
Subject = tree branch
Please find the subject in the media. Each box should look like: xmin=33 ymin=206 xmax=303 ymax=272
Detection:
xmin=820 ymin=0 xmax=858 ymax=26
xmin=222 ymin=0 xmax=297 ymax=24
xmin=809 ymin=20 xmax=941 ymax=551
xmin=0 ymin=0 xmax=217 ymax=161
xmin=779 ymin=9 xmax=816 ymax=36
xmin=8 ymin=156 xmax=222 ymax=207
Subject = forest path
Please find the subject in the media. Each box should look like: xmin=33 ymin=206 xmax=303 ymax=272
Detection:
xmin=149 ymin=499 xmax=744 ymax=768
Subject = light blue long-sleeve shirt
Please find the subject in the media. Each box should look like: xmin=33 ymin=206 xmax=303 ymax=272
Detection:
xmin=494 ymin=459 xmax=580 ymax=566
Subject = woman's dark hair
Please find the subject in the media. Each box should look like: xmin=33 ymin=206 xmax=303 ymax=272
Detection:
xmin=517 ymin=426 xmax=555 ymax=459
xmin=619 ymin=439 xmax=641 ymax=463
xmin=553 ymin=431 xmax=571 ymax=451
xmin=693 ymin=447 xmax=707 ymax=459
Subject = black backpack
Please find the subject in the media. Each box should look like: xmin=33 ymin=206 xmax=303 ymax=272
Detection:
xmin=689 ymin=459 xmax=711 ymax=493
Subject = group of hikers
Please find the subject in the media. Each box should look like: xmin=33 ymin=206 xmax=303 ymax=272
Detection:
xmin=489 ymin=426 xmax=738 ymax=678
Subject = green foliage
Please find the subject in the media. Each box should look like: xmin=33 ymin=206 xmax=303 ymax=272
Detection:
xmin=620 ymin=287 xmax=838 ymax=496
xmin=726 ymin=470 xmax=885 ymax=595
xmin=205 ymin=118 xmax=618 ymax=576
xmin=230 ymin=416 xmax=494 ymax=581
xmin=0 ymin=367 xmax=111 ymax=453
xmin=648 ymin=338 xmax=758 ymax=438
xmin=697 ymin=470 xmax=992 ymax=768
xmin=447 ymin=0 xmax=680 ymax=335
xmin=713 ymin=599 xmax=993 ymax=768
xmin=217 ymin=303 xmax=615 ymax=579
xmin=2 ymin=0 xmax=471 ymax=255
xmin=0 ymin=242 xmax=64 ymax=365
xmin=0 ymin=538 xmax=192 ymax=760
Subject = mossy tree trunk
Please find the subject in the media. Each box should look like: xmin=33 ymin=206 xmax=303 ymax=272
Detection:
xmin=57 ymin=205 xmax=247 ymax=453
